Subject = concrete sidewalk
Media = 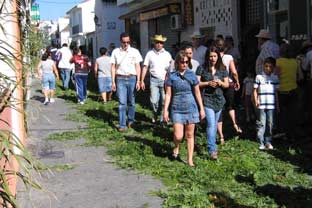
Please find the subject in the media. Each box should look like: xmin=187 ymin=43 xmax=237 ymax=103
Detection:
xmin=17 ymin=78 xmax=164 ymax=208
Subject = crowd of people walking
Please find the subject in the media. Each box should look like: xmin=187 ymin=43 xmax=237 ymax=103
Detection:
xmin=38 ymin=29 xmax=312 ymax=164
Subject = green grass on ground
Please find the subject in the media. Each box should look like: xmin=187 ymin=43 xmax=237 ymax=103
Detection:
xmin=52 ymin=85 xmax=312 ymax=208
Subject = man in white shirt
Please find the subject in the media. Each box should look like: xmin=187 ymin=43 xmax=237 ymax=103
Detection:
xmin=255 ymin=29 xmax=280 ymax=75
xmin=141 ymin=35 xmax=172 ymax=123
xmin=110 ymin=32 xmax=143 ymax=132
xmin=182 ymin=44 xmax=200 ymax=73
xmin=191 ymin=31 xmax=207 ymax=66
xmin=57 ymin=43 xmax=73 ymax=90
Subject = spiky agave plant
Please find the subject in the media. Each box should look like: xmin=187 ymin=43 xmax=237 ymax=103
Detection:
xmin=0 ymin=0 xmax=45 ymax=207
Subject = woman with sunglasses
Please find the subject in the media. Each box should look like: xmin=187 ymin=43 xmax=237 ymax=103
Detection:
xmin=163 ymin=51 xmax=205 ymax=167
xmin=196 ymin=46 xmax=229 ymax=160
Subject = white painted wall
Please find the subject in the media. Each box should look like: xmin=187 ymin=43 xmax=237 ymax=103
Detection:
xmin=94 ymin=0 xmax=127 ymax=57
xmin=58 ymin=17 xmax=70 ymax=45
xmin=0 ymin=0 xmax=16 ymax=77
xmin=193 ymin=0 xmax=239 ymax=44
xmin=58 ymin=17 xmax=69 ymax=33
xmin=67 ymin=0 xmax=95 ymax=45
xmin=60 ymin=30 xmax=70 ymax=45
xmin=0 ymin=0 xmax=23 ymax=154
xmin=81 ymin=0 xmax=95 ymax=34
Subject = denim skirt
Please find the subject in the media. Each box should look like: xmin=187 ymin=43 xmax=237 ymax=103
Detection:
xmin=171 ymin=112 xmax=199 ymax=124
xmin=98 ymin=77 xmax=112 ymax=93
xmin=170 ymin=94 xmax=199 ymax=124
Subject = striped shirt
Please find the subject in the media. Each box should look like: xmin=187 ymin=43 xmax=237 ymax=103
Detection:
xmin=254 ymin=73 xmax=279 ymax=109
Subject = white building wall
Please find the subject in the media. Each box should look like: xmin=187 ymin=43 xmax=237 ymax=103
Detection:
xmin=58 ymin=17 xmax=69 ymax=33
xmin=193 ymin=0 xmax=238 ymax=42
xmin=0 ymin=0 xmax=16 ymax=77
xmin=0 ymin=0 xmax=24 ymax=154
xmin=60 ymin=30 xmax=70 ymax=45
xmin=57 ymin=17 xmax=70 ymax=45
xmin=81 ymin=0 xmax=95 ymax=34
xmin=67 ymin=0 xmax=95 ymax=47
xmin=94 ymin=0 xmax=127 ymax=57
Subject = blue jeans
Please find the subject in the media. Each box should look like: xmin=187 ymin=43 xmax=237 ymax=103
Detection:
xmin=150 ymin=76 xmax=165 ymax=119
xmin=74 ymin=74 xmax=88 ymax=102
xmin=59 ymin=68 xmax=71 ymax=90
xmin=116 ymin=76 xmax=136 ymax=128
xmin=204 ymin=107 xmax=222 ymax=154
xmin=256 ymin=109 xmax=274 ymax=145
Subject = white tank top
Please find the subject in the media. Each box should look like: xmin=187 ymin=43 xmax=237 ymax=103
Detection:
xmin=41 ymin=59 xmax=54 ymax=74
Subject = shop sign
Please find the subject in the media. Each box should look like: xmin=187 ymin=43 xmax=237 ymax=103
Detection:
xmin=140 ymin=7 xmax=169 ymax=21
xmin=139 ymin=4 xmax=181 ymax=22
xmin=168 ymin=4 xmax=181 ymax=14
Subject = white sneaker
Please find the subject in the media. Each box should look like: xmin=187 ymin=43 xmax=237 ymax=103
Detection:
xmin=49 ymin=98 xmax=55 ymax=103
xmin=259 ymin=144 xmax=265 ymax=150
xmin=79 ymin=101 xmax=84 ymax=105
xmin=43 ymin=100 xmax=49 ymax=105
xmin=265 ymin=143 xmax=274 ymax=150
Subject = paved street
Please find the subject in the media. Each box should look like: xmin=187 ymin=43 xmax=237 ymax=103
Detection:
xmin=17 ymin=77 xmax=164 ymax=208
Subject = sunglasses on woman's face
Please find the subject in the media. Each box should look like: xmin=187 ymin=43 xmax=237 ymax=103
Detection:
xmin=180 ymin=60 xmax=189 ymax=64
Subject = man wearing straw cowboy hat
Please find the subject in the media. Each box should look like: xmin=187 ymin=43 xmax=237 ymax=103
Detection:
xmin=255 ymin=29 xmax=280 ymax=74
xmin=141 ymin=34 xmax=173 ymax=124
xmin=191 ymin=31 xmax=207 ymax=65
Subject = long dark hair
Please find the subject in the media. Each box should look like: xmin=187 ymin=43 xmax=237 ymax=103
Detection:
xmin=203 ymin=46 xmax=226 ymax=72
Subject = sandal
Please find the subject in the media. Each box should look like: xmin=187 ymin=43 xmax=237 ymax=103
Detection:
xmin=210 ymin=152 xmax=218 ymax=160
xmin=171 ymin=153 xmax=182 ymax=162
xmin=233 ymin=123 xmax=242 ymax=134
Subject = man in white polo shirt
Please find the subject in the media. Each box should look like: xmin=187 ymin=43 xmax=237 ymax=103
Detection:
xmin=191 ymin=31 xmax=207 ymax=66
xmin=111 ymin=32 xmax=143 ymax=132
xmin=141 ymin=35 xmax=172 ymax=123
xmin=57 ymin=43 xmax=73 ymax=90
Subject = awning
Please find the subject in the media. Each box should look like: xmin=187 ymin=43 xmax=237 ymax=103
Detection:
xmin=119 ymin=0 xmax=180 ymax=20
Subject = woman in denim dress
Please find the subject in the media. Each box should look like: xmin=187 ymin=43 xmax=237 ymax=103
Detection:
xmin=196 ymin=46 xmax=229 ymax=160
xmin=163 ymin=51 xmax=205 ymax=167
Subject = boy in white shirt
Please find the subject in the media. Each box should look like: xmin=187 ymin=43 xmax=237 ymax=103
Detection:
xmin=253 ymin=57 xmax=279 ymax=150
